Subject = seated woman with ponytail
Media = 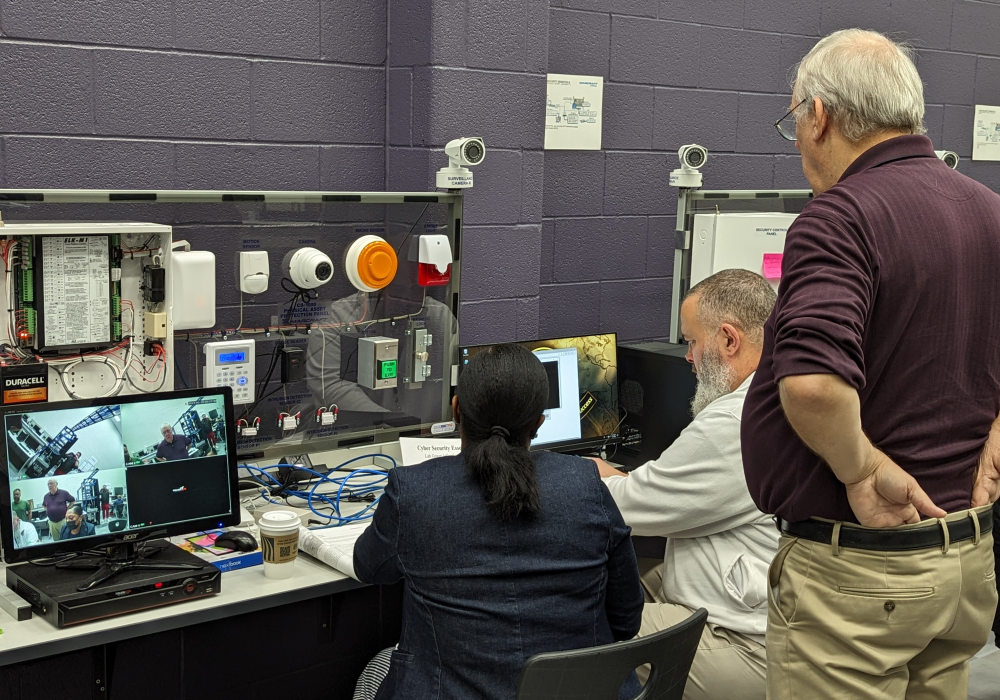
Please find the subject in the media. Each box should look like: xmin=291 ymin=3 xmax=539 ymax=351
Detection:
xmin=353 ymin=343 xmax=644 ymax=700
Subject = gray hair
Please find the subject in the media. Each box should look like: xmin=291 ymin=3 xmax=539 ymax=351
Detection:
xmin=161 ymin=423 xmax=173 ymax=432
xmin=685 ymin=269 xmax=776 ymax=346
xmin=792 ymin=28 xmax=925 ymax=143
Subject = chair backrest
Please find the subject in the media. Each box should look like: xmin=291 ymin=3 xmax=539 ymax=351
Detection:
xmin=108 ymin=519 xmax=127 ymax=532
xmin=516 ymin=608 xmax=708 ymax=700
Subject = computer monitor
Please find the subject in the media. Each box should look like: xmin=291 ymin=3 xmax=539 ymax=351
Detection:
xmin=0 ymin=387 xmax=240 ymax=564
xmin=459 ymin=333 xmax=621 ymax=453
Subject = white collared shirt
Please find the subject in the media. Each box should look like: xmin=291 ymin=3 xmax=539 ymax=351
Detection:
xmin=603 ymin=373 xmax=778 ymax=640
xmin=13 ymin=519 xmax=40 ymax=548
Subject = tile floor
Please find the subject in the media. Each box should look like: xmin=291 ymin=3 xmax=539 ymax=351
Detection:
xmin=970 ymin=633 xmax=1000 ymax=700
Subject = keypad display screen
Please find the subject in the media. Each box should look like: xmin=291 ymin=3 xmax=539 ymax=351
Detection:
xmin=217 ymin=351 xmax=247 ymax=364
xmin=377 ymin=360 xmax=397 ymax=380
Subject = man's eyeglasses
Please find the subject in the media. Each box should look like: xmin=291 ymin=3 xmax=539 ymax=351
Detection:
xmin=775 ymin=98 xmax=807 ymax=141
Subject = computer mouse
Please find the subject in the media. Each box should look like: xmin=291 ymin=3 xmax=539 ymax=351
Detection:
xmin=214 ymin=530 xmax=259 ymax=552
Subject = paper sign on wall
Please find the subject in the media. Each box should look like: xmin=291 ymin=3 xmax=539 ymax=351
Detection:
xmin=545 ymin=74 xmax=603 ymax=150
xmin=762 ymin=253 xmax=783 ymax=280
xmin=973 ymin=105 xmax=1000 ymax=161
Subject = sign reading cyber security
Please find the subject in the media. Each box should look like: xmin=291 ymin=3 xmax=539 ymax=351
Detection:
xmin=545 ymin=74 xmax=603 ymax=150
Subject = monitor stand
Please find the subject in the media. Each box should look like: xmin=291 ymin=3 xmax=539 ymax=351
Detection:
xmin=55 ymin=539 xmax=205 ymax=592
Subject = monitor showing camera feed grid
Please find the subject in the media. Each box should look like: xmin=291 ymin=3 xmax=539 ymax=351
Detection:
xmin=460 ymin=333 xmax=620 ymax=451
xmin=5 ymin=392 xmax=232 ymax=551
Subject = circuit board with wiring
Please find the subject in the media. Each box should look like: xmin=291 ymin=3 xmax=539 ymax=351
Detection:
xmin=0 ymin=222 xmax=174 ymax=402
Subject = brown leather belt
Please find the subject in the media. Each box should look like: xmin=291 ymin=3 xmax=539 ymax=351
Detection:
xmin=779 ymin=509 xmax=993 ymax=552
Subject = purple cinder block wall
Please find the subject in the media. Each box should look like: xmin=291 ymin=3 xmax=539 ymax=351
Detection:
xmin=2 ymin=1 xmax=999 ymax=348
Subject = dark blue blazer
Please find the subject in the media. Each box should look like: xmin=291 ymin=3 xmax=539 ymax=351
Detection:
xmin=354 ymin=451 xmax=644 ymax=700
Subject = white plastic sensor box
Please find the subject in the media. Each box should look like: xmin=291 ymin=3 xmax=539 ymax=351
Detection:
xmin=173 ymin=250 xmax=216 ymax=330
xmin=239 ymin=251 xmax=269 ymax=294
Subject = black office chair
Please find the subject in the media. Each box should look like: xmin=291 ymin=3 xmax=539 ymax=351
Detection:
xmin=516 ymin=608 xmax=708 ymax=700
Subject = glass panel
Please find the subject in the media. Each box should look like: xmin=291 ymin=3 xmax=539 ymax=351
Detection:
xmin=0 ymin=192 xmax=461 ymax=458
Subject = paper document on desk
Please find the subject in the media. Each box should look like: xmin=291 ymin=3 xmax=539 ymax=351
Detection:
xmin=298 ymin=522 xmax=370 ymax=580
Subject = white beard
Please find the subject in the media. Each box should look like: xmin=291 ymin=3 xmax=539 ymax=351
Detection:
xmin=690 ymin=345 xmax=737 ymax=417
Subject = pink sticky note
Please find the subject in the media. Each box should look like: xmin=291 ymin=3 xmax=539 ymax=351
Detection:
xmin=762 ymin=253 xmax=783 ymax=280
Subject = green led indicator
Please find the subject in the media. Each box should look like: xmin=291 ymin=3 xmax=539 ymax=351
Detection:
xmin=378 ymin=360 xmax=397 ymax=380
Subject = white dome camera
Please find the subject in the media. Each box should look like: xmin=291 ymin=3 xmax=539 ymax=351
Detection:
xmin=935 ymin=150 xmax=960 ymax=169
xmin=437 ymin=137 xmax=485 ymax=189
xmin=282 ymin=247 xmax=334 ymax=289
xmin=670 ymin=143 xmax=708 ymax=189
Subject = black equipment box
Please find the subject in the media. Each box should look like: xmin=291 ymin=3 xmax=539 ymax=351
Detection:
xmin=616 ymin=341 xmax=698 ymax=469
xmin=5 ymin=541 xmax=221 ymax=628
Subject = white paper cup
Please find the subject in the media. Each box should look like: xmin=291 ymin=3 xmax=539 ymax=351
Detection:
xmin=258 ymin=511 xmax=301 ymax=579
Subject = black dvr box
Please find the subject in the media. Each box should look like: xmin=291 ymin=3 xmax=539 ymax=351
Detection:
xmin=5 ymin=541 xmax=222 ymax=628
xmin=616 ymin=341 xmax=697 ymax=469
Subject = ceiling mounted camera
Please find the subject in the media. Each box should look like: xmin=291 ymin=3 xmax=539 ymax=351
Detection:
xmin=670 ymin=144 xmax=708 ymax=189
xmin=283 ymin=247 xmax=334 ymax=289
xmin=436 ymin=137 xmax=486 ymax=189
xmin=935 ymin=150 xmax=960 ymax=169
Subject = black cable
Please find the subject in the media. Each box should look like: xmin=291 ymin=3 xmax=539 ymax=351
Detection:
xmin=280 ymin=278 xmax=318 ymax=325
xmin=243 ymin=383 xmax=284 ymax=422
xmin=395 ymin=204 xmax=431 ymax=256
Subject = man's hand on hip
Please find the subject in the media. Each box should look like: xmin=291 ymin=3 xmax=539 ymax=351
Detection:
xmin=845 ymin=448 xmax=947 ymax=527
xmin=972 ymin=413 xmax=1000 ymax=507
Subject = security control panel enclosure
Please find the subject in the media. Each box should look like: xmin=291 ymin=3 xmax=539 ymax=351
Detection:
xmin=0 ymin=221 xmax=174 ymax=402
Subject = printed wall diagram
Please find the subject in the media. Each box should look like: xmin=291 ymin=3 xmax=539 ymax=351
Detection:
xmin=545 ymin=74 xmax=603 ymax=150
xmin=973 ymin=105 xmax=1000 ymax=161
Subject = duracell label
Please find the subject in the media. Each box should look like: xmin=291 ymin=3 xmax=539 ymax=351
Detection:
xmin=1 ymin=364 xmax=48 ymax=404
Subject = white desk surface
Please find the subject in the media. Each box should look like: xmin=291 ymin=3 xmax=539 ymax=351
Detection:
xmin=0 ymin=551 xmax=364 ymax=667
xmin=0 ymin=442 xmax=416 ymax=667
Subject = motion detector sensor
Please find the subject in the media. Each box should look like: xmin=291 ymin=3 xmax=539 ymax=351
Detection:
xmin=282 ymin=247 xmax=334 ymax=289
xmin=436 ymin=137 xmax=486 ymax=189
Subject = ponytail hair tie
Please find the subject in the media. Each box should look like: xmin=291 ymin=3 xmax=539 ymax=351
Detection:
xmin=490 ymin=426 xmax=511 ymax=439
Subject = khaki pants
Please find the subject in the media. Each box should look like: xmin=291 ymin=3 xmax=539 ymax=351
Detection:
xmin=767 ymin=507 xmax=998 ymax=700
xmin=49 ymin=518 xmax=64 ymax=541
xmin=636 ymin=560 xmax=767 ymax=700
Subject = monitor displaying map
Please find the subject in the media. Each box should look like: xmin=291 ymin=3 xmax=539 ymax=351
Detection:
xmin=459 ymin=333 xmax=620 ymax=452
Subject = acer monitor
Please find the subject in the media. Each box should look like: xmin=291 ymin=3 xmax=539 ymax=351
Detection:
xmin=0 ymin=387 xmax=240 ymax=569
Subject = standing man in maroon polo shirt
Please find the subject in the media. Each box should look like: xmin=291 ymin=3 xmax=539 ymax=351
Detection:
xmin=742 ymin=29 xmax=1000 ymax=699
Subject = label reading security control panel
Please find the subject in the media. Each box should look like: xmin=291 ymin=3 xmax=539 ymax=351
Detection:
xmin=204 ymin=339 xmax=255 ymax=404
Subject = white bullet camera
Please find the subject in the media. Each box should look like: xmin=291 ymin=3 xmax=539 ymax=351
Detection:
xmin=283 ymin=247 xmax=334 ymax=289
xmin=935 ymin=150 xmax=960 ymax=169
xmin=678 ymin=144 xmax=708 ymax=170
xmin=669 ymin=143 xmax=708 ymax=189
xmin=437 ymin=137 xmax=485 ymax=189
xmin=445 ymin=137 xmax=486 ymax=167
